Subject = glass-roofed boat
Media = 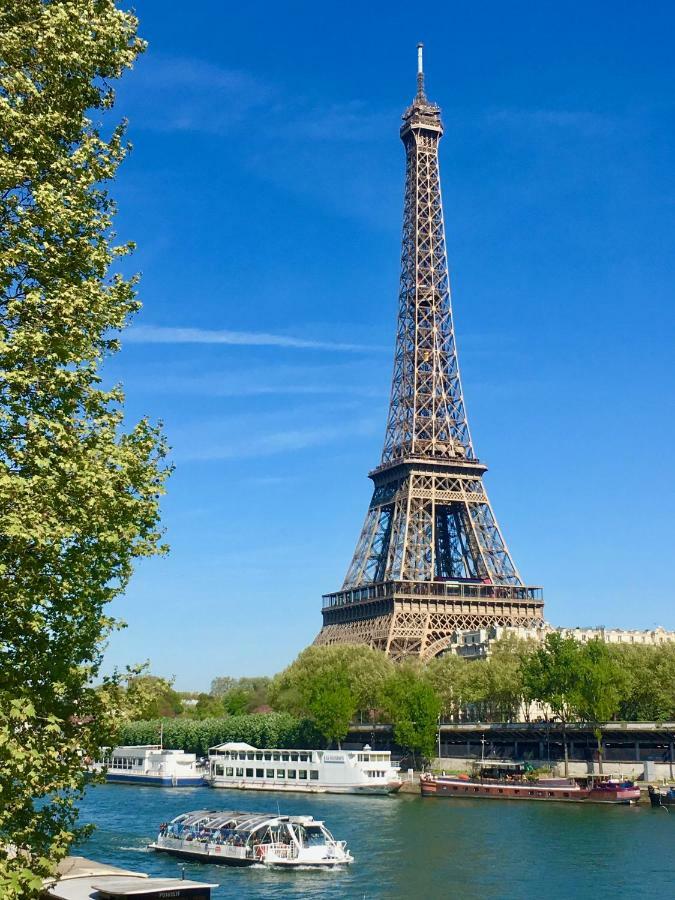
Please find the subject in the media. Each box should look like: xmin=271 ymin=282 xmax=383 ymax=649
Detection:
xmin=149 ymin=809 xmax=354 ymax=868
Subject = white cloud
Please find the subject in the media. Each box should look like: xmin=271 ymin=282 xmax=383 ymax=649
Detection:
xmin=125 ymin=324 xmax=378 ymax=352
xmin=175 ymin=418 xmax=379 ymax=462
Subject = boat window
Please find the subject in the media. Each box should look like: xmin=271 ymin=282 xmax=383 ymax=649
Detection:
xmin=299 ymin=770 xmax=307 ymax=779
xmin=310 ymin=770 xmax=319 ymax=780
xmin=226 ymin=767 xmax=233 ymax=777
xmin=282 ymin=753 xmax=289 ymax=761
xmin=256 ymin=769 xmax=264 ymax=778
xmin=299 ymin=753 xmax=308 ymax=762
xmin=215 ymin=765 xmax=224 ymax=776
xmin=287 ymin=769 xmax=296 ymax=779
xmin=247 ymin=752 xmax=254 ymax=760
xmin=304 ymin=826 xmax=326 ymax=847
xmin=264 ymin=752 xmax=272 ymax=761
xmin=246 ymin=768 xmax=253 ymax=777
xmin=266 ymin=769 xmax=274 ymax=778
xmin=291 ymin=753 xmax=298 ymax=762
xmin=239 ymin=752 xmax=246 ymax=761
xmin=256 ymin=752 xmax=263 ymax=760
xmin=236 ymin=767 xmax=244 ymax=777
xmin=277 ymin=769 xmax=285 ymax=778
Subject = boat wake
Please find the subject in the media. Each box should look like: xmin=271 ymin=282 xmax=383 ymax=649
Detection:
xmin=119 ymin=845 xmax=150 ymax=853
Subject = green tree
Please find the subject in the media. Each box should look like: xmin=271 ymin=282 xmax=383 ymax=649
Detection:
xmin=522 ymin=634 xmax=582 ymax=775
xmin=425 ymin=653 xmax=471 ymax=721
xmin=190 ymin=693 xmax=226 ymax=720
xmin=613 ymin=644 xmax=675 ymax=721
xmin=210 ymin=676 xmax=272 ymax=713
xmin=381 ymin=665 xmax=441 ymax=766
xmin=270 ymin=645 xmax=393 ymax=745
xmin=0 ymin=2 xmax=167 ymax=895
xmin=123 ymin=671 xmax=182 ymax=721
xmin=222 ymin=688 xmax=251 ymax=717
xmin=576 ymin=640 xmax=627 ymax=773
xmin=477 ymin=635 xmax=534 ymax=722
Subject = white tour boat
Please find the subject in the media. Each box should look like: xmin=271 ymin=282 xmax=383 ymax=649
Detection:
xmin=97 ymin=745 xmax=207 ymax=787
xmin=207 ymin=742 xmax=401 ymax=794
xmin=150 ymin=809 xmax=353 ymax=868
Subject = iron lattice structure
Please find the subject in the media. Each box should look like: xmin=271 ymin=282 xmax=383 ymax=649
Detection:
xmin=315 ymin=48 xmax=544 ymax=659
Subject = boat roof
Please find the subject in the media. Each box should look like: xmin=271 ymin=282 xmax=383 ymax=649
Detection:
xmin=210 ymin=741 xmax=257 ymax=751
xmin=169 ymin=809 xmax=323 ymax=831
xmin=113 ymin=745 xmax=192 ymax=755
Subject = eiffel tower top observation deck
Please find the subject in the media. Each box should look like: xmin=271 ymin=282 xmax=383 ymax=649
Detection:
xmin=315 ymin=47 xmax=544 ymax=659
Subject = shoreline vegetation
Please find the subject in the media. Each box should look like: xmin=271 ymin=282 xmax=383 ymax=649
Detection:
xmin=114 ymin=638 xmax=675 ymax=774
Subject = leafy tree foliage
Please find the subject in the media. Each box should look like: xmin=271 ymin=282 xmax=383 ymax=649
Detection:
xmin=123 ymin=672 xmax=182 ymax=720
xmin=576 ymin=640 xmax=627 ymax=772
xmin=270 ymin=645 xmax=393 ymax=745
xmin=612 ymin=644 xmax=675 ymax=721
xmin=0 ymin=2 xmax=167 ymax=894
xmin=117 ymin=713 xmax=322 ymax=756
xmin=381 ymin=664 xmax=441 ymax=763
xmin=209 ymin=676 xmax=272 ymax=713
xmin=425 ymin=653 xmax=473 ymax=720
xmin=522 ymin=634 xmax=583 ymax=774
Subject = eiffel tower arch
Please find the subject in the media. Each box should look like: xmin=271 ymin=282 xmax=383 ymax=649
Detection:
xmin=314 ymin=46 xmax=544 ymax=660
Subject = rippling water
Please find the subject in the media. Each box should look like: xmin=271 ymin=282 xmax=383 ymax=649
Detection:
xmin=76 ymin=784 xmax=675 ymax=898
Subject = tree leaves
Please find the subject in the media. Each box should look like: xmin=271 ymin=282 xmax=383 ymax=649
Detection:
xmin=0 ymin=2 xmax=166 ymax=896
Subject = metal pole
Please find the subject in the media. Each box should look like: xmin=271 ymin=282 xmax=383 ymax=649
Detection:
xmin=437 ymin=714 xmax=441 ymax=761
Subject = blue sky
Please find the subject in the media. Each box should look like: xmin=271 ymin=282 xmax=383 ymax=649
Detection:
xmin=103 ymin=0 xmax=675 ymax=689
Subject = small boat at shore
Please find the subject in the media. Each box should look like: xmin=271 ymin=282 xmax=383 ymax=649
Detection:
xmin=421 ymin=764 xmax=641 ymax=805
xmin=149 ymin=809 xmax=353 ymax=868
xmin=94 ymin=745 xmax=207 ymax=786
xmin=648 ymin=784 xmax=675 ymax=808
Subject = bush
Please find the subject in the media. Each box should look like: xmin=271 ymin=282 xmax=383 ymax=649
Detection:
xmin=116 ymin=713 xmax=322 ymax=755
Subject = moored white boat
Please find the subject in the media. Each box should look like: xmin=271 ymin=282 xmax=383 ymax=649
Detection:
xmin=94 ymin=745 xmax=207 ymax=786
xmin=149 ymin=809 xmax=353 ymax=868
xmin=207 ymin=741 xmax=401 ymax=794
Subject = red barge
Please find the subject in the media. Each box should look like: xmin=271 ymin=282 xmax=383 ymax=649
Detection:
xmin=420 ymin=764 xmax=641 ymax=805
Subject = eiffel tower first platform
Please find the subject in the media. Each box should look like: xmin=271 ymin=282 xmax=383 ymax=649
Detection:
xmin=315 ymin=46 xmax=544 ymax=660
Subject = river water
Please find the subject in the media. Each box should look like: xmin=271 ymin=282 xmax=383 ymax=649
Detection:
xmin=76 ymin=783 xmax=674 ymax=898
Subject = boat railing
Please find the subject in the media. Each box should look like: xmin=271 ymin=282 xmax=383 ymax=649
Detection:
xmin=262 ymin=842 xmax=299 ymax=860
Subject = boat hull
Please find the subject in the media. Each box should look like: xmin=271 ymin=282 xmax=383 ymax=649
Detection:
xmin=106 ymin=774 xmax=206 ymax=787
xmin=150 ymin=842 xmax=352 ymax=868
xmin=208 ymin=779 xmax=400 ymax=795
xmin=421 ymin=778 xmax=587 ymax=802
xmin=421 ymin=777 xmax=641 ymax=805
xmin=150 ymin=843 xmax=255 ymax=867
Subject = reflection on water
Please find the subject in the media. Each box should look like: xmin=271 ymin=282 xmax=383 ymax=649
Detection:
xmin=76 ymin=784 xmax=675 ymax=899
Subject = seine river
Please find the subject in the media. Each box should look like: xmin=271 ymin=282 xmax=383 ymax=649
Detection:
xmin=77 ymin=784 xmax=674 ymax=898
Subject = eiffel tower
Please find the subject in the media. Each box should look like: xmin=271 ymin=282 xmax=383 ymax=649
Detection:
xmin=315 ymin=46 xmax=544 ymax=660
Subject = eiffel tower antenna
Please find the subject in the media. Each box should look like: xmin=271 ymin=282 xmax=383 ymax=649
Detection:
xmin=417 ymin=42 xmax=425 ymax=99
xmin=315 ymin=46 xmax=544 ymax=659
